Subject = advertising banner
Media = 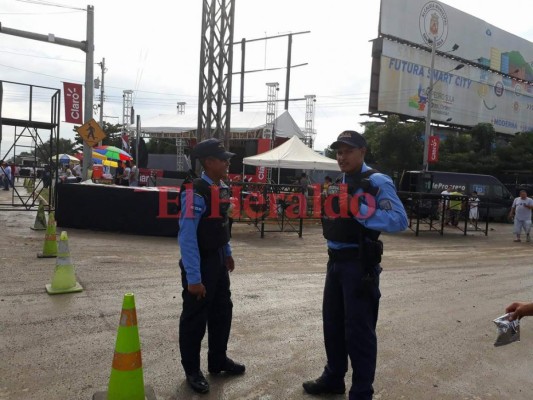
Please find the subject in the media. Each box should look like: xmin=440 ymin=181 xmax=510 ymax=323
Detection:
xmin=377 ymin=39 xmax=533 ymax=134
xmin=255 ymin=138 xmax=271 ymax=183
xmin=379 ymin=0 xmax=533 ymax=77
xmin=428 ymin=135 xmax=440 ymax=163
xmin=63 ymin=82 xmax=83 ymax=124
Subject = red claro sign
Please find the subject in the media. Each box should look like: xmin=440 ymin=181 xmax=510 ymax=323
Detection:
xmin=428 ymin=135 xmax=440 ymax=163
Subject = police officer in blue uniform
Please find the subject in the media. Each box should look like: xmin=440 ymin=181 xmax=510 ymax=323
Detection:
xmin=178 ymin=138 xmax=245 ymax=394
xmin=303 ymin=131 xmax=408 ymax=400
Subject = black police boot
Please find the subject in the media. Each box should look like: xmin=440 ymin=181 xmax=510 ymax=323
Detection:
xmin=302 ymin=376 xmax=345 ymax=395
xmin=208 ymin=357 xmax=246 ymax=375
xmin=185 ymin=370 xmax=210 ymax=394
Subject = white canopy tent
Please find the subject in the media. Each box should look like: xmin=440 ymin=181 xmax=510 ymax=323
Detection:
xmin=243 ymin=136 xmax=339 ymax=182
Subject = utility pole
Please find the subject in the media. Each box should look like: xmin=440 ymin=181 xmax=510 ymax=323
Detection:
xmin=0 ymin=5 xmax=95 ymax=180
xmin=422 ymin=36 xmax=437 ymax=172
xmin=97 ymin=57 xmax=105 ymax=146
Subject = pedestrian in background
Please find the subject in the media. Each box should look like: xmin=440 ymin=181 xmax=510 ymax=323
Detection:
xmin=468 ymin=190 xmax=480 ymax=228
xmin=177 ymin=138 xmax=244 ymax=394
xmin=303 ymin=130 xmax=407 ymax=400
xmin=129 ymin=160 xmax=139 ymax=187
xmin=509 ymin=189 xmax=533 ymax=242
xmin=114 ymin=162 xmax=124 ymax=185
xmin=448 ymin=189 xmax=463 ymax=227
xmin=122 ymin=161 xmax=131 ymax=186
xmin=2 ymin=162 xmax=12 ymax=190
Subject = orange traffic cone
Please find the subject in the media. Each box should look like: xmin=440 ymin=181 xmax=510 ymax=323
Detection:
xmin=93 ymin=293 xmax=156 ymax=400
xmin=45 ymin=231 xmax=83 ymax=295
xmin=37 ymin=211 xmax=57 ymax=258
xmin=30 ymin=200 xmax=47 ymax=231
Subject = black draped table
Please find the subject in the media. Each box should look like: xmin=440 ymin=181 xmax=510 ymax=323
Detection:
xmin=56 ymin=183 xmax=180 ymax=237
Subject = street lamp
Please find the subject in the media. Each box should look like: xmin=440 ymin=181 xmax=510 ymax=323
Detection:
xmin=422 ymin=39 xmax=464 ymax=171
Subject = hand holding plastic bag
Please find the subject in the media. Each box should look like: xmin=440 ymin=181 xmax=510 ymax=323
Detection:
xmin=493 ymin=313 xmax=520 ymax=347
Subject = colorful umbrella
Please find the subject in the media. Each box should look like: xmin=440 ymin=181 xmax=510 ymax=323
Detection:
xmin=74 ymin=152 xmax=118 ymax=167
xmin=56 ymin=154 xmax=80 ymax=164
xmin=93 ymin=145 xmax=133 ymax=161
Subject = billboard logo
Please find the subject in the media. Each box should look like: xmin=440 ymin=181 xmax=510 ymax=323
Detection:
xmin=419 ymin=1 xmax=449 ymax=48
xmin=430 ymin=13 xmax=439 ymax=35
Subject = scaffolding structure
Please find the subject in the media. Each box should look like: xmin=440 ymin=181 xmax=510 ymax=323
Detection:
xmin=176 ymin=102 xmax=187 ymax=170
xmin=0 ymin=80 xmax=59 ymax=211
xmin=197 ymin=0 xmax=236 ymax=146
xmin=122 ymin=90 xmax=133 ymax=151
xmin=304 ymin=94 xmax=316 ymax=148
xmin=265 ymin=82 xmax=279 ymax=144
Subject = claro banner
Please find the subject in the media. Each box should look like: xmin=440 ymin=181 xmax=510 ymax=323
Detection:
xmin=428 ymin=135 xmax=440 ymax=163
xmin=63 ymin=82 xmax=83 ymax=124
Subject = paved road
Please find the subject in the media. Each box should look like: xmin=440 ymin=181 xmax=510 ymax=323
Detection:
xmin=1 ymin=190 xmax=532 ymax=399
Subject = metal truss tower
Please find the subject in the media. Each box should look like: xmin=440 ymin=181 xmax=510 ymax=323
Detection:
xmin=122 ymin=90 xmax=133 ymax=151
xmin=197 ymin=0 xmax=236 ymax=146
xmin=265 ymin=82 xmax=279 ymax=145
xmin=304 ymin=94 xmax=316 ymax=148
xmin=176 ymin=102 xmax=187 ymax=171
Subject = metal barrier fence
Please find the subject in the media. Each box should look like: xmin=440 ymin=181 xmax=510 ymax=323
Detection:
xmin=229 ymin=182 xmax=322 ymax=238
xmin=398 ymin=191 xmax=490 ymax=236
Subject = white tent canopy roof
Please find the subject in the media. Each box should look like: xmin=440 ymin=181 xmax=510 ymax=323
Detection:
xmin=243 ymin=136 xmax=340 ymax=171
xmin=140 ymin=110 xmax=304 ymax=139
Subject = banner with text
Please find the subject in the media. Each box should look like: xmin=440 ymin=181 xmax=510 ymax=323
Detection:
xmin=428 ymin=135 xmax=440 ymax=163
xmin=63 ymin=82 xmax=83 ymax=124
xmin=255 ymin=138 xmax=271 ymax=183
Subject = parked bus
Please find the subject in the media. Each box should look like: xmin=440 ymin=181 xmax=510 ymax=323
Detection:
xmin=398 ymin=170 xmax=514 ymax=220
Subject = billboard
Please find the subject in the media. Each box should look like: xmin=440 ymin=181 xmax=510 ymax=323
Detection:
xmin=373 ymin=0 xmax=533 ymax=134
xmin=379 ymin=0 xmax=533 ymax=80
xmin=375 ymin=39 xmax=533 ymax=134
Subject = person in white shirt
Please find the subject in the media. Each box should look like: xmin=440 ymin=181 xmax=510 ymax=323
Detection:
xmin=129 ymin=161 xmax=139 ymax=187
xmin=468 ymin=191 xmax=480 ymax=227
xmin=122 ymin=161 xmax=131 ymax=186
xmin=72 ymin=163 xmax=81 ymax=178
xmin=509 ymin=189 xmax=533 ymax=242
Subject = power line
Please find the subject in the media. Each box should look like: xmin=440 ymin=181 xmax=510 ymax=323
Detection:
xmin=0 ymin=49 xmax=84 ymax=63
xmin=15 ymin=0 xmax=86 ymax=11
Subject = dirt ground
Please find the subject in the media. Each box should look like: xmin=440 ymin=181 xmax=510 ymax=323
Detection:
xmin=1 ymin=188 xmax=533 ymax=400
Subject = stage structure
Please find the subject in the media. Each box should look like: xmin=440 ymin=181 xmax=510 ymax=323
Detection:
xmin=304 ymin=95 xmax=316 ymax=147
xmin=122 ymin=90 xmax=133 ymax=152
xmin=0 ymin=80 xmax=59 ymax=212
xmin=197 ymin=0 xmax=236 ymax=146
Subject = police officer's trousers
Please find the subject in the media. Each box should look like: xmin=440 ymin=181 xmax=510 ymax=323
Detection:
xmin=179 ymin=248 xmax=233 ymax=374
xmin=321 ymin=255 xmax=381 ymax=400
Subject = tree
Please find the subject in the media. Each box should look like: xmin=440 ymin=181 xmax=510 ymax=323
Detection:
xmin=363 ymin=115 xmax=424 ymax=174
xmin=470 ymin=123 xmax=496 ymax=156
xmin=34 ymin=138 xmax=78 ymax=162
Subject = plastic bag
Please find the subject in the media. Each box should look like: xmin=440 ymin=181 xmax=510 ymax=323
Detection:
xmin=493 ymin=313 xmax=520 ymax=347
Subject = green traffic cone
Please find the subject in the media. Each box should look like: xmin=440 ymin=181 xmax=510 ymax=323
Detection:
xmin=45 ymin=231 xmax=83 ymax=295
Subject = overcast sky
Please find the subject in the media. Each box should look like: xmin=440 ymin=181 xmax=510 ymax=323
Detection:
xmin=1 ymin=0 xmax=533 ymax=160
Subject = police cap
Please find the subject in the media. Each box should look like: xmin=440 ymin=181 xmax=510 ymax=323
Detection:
xmin=330 ymin=130 xmax=367 ymax=149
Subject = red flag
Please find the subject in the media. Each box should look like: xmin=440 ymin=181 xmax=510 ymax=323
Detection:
xmin=122 ymin=132 xmax=130 ymax=152
xmin=428 ymin=135 xmax=440 ymax=163
xmin=63 ymin=82 xmax=83 ymax=124
xmin=255 ymin=138 xmax=271 ymax=183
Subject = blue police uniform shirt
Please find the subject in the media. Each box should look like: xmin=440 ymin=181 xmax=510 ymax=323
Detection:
xmin=178 ymin=172 xmax=232 ymax=284
xmin=327 ymin=162 xmax=408 ymax=250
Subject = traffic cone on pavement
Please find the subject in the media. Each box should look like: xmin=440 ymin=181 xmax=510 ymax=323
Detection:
xmin=30 ymin=200 xmax=47 ymax=231
xmin=45 ymin=231 xmax=83 ymax=294
xmin=93 ymin=293 xmax=156 ymax=400
xmin=37 ymin=211 xmax=57 ymax=258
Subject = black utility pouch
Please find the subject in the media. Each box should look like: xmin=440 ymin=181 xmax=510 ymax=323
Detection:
xmin=362 ymin=240 xmax=383 ymax=266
